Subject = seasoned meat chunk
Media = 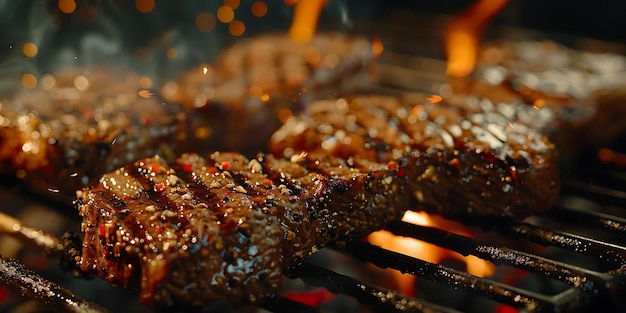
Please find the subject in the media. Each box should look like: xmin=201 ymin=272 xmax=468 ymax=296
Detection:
xmin=0 ymin=67 xmax=184 ymax=200
xmin=270 ymin=95 xmax=560 ymax=219
xmin=76 ymin=151 xmax=407 ymax=309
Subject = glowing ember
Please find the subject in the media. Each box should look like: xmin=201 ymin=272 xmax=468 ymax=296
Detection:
xmin=367 ymin=211 xmax=496 ymax=295
xmin=138 ymin=90 xmax=154 ymax=98
xmin=284 ymin=287 xmax=335 ymax=307
xmin=58 ymin=0 xmax=77 ymax=14
xmin=444 ymin=0 xmax=508 ymax=77
xmin=229 ymin=20 xmax=246 ymax=36
xmin=196 ymin=12 xmax=217 ymax=32
xmin=21 ymin=74 xmax=37 ymax=89
xmin=217 ymin=6 xmax=235 ymax=24
xmin=598 ymin=147 xmax=626 ymax=168
xmin=371 ymin=36 xmax=384 ymax=59
xmin=135 ymin=0 xmax=155 ymax=14
xmin=288 ymin=0 xmax=328 ymax=44
xmin=426 ymin=94 xmax=443 ymax=103
xmin=251 ymin=1 xmax=268 ymax=17
xmin=22 ymin=42 xmax=38 ymax=58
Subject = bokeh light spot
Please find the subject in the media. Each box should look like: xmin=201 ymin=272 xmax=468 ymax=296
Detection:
xmin=22 ymin=42 xmax=38 ymax=58
xmin=58 ymin=0 xmax=76 ymax=14
xmin=217 ymin=6 xmax=235 ymax=23
xmin=21 ymin=74 xmax=37 ymax=89
xmin=251 ymin=1 xmax=268 ymax=17
xmin=196 ymin=12 xmax=217 ymax=32
xmin=135 ymin=0 xmax=155 ymax=13
xmin=224 ymin=0 xmax=240 ymax=9
xmin=229 ymin=20 xmax=245 ymax=36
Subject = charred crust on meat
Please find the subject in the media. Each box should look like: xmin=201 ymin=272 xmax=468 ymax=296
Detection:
xmin=270 ymin=95 xmax=560 ymax=220
xmin=77 ymin=150 xmax=407 ymax=309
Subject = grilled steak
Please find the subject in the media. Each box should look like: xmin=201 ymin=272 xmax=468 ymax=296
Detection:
xmin=76 ymin=151 xmax=407 ymax=309
xmin=0 ymin=67 xmax=185 ymax=200
xmin=161 ymin=32 xmax=377 ymax=153
xmin=270 ymin=95 xmax=560 ymax=219
xmin=1 ymin=33 xmax=376 ymax=199
xmin=457 ymin=40 xmax=626 ymax=156
xmin=76 ymin=95 xmax=560 ymax=308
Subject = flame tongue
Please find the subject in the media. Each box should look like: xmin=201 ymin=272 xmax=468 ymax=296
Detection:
xmin=288 ymin=0 xmax=329 ymax=44
xmin=445 ymin=0 xmax=508 ymax=78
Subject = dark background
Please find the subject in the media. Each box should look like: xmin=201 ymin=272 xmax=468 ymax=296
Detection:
xmin=1 ymin=0 xmax=624 ymax=69
xmin=369 ymin=0 xmax=626 ymax=43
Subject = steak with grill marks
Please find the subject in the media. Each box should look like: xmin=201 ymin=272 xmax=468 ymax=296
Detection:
xmin=76 ymin=95 xmax=560 ymax=308
xmin=76 ymin=151 xmax=407 ymax=309
xmin=269 ymin=95 xmax=560 ymax=219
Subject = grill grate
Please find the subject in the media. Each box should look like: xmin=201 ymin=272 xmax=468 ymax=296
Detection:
xmin=274 ymin=181 xmax=626 ymax=312
xmin=258 ymin=49 xmax=626 ymax=313
xmin=2 ymin=38 xmax=626 ymax=313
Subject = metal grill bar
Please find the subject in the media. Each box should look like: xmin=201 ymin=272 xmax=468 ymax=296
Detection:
xmin=385 ymin=221 xmax=615 ymax=288
xmin=0 ymin=257 xmax=107 ymax=313
xmin=291 ymin=261 xmax=461 ymax=313
xmin=340 ymin=240 xmax=573 ymax=312
xmin=546 ymin=206 xmax=626 ymax=238
xmin=497 ymin=219 xmax=626 ymax=266
xmin=561 ymin=180 xmax=626 ymax=208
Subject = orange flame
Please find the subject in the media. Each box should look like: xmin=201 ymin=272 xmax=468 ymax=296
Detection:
xmin=287 ymin=0 xmax=328 ymax=44
xmin=367 ymin=211 xmax=496 ymax=296
xmin=371 ymin=36 xmax=384 ymax=59
xmin=444 ymin=0 xmax=508 ymax=78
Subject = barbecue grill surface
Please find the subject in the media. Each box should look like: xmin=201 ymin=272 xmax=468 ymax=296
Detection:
xmin=1 ymin=3 xmax=626 ymax=313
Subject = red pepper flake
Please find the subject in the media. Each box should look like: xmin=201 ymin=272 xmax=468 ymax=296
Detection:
xmin=143 ymin=117 xmax=152 ymax=126
xmin=0 ymin=286 xmax=9 ymax=304
xmin=155 ymin=183 xmax=166 ymax=192
xmin=207 ymin=167 xmax=219 ymax=175
xmin=220 ymin=161 xmax=231 ymax=170
xmin=263 ymin=178 xmax=273 ymax=187
xmin=181 ymin=163 xmax=193 ymax=173
xmin=99 ymin=225 xmax=106 ymax=238
xmin=155 ymin=226 xmax=163 ymax=235
xmin=149 ymin=163 xmax=160 ymax=173
xmin=397 ymin=166 xmax=406 ymax=177
xmin=387 ymin=162 xmax=397 ymax=169
xmin=122 ymin=195 xmax=132 ymax=201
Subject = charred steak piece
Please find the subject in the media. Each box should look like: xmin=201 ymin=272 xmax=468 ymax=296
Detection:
xmin=0 ymin=33 xmax=377 ymax=200
xmin=456 ymin=40 xmax=626 ymax=156
xmin=0 ymin=67 xmax=185 ymax=200
xmin=76 ymin=151 xmax=407 ymax=309
xmin=161 ymin=32 xmax=377 ymax=153
xmin=269 ymin=95 xmax=560 ymax=220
